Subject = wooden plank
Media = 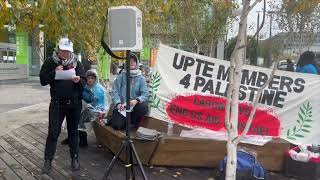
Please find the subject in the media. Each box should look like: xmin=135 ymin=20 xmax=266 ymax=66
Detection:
xmin=20 ymin=124 xmax=102 ymax=180
xmin=0 ymin=134 xmax=65 ymax=180
xmin=150 ymin=136 xmax=289 ymax=171
xmin=0 ymin=153 xmax=21 ymax=180
xmin=92 ymin=121 xmax=159 ymax=164
xmin=141 ymin=117 xmax=191 ymax=134
xmin=9 ymin=129 xmax=68 ymax=179
xmin=31 ymin=123 xmax=119 ymax=179
xmin=12 ymin=128 xmax=95 ymax=180
xmin=2 ymin=133 xmax=70 ymax=179
xmin=0 ymin=140 xmax=36 ymax=180
xmin=1 ymin=133 xmax=67 ymax=180
xmin=0 ymin=138 xmax=41 ymax=180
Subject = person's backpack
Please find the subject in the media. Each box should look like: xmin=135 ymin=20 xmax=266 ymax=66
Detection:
xmin=217 ymin=149 xmax=266 ymax=180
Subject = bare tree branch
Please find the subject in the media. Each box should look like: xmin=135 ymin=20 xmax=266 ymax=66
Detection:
xmin=248 ymin=0 xmax=262 ymax=13
xmin=234 ymin=60 xmax=279 ymax=144
xmin=237 ymin=0 xmax=266 ymax=50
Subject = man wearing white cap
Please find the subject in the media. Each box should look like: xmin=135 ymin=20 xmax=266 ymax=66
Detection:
xmin=39 ymin=37 xmax=85 ymax=174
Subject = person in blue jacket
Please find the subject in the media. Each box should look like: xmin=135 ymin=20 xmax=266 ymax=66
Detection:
xmin=296 ymin=51 xmax=319 ymax=75
xmin=109 ymin=53 xmax=149 ymax=130
xmin=62 ymin=69 xmax=107 ymax=147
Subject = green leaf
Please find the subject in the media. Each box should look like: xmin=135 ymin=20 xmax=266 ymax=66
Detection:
xmin=301 ymin=129 xmax=310 ymax=133
xmin=305 ymin=119 xmax=312 ymax=122
xmin=294 ymin=134 xmax=304 ymax=138
xmin=297 ymin=119 xmax=301 ymax=124
xmin=293 ymin=126 xmax=296 ymax=132
xmin=154 ymin=78 xmax=161 ymax=84
xmin=303 ymin=125 xmax=311 ymax=128
xmin=155 ymin=98 xmax=160 ymax=107
xmin=287 ymin=136 xmax=296 ymax=140
xmin=303 ymin=103 xmax=307 ymax=111
xmin=153 ymin=83 xmax=160 ymax=89
xmin=287 ymin=129 xmax=290 ymax=137
xmin=298 ymin=113 xmax=304 ymax=121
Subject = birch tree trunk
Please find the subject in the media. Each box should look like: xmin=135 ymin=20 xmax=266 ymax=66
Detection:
xmin=225 ymin=9 xmax=248 ymax=180
xmin=225 ymin=1 xmax=257 ymax=179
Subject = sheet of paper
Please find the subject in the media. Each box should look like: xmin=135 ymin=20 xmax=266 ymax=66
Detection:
xmin=55 ymin=69 xmax=76 ymax=80
xmin=118 ymin=105 xmax=134 ymax=117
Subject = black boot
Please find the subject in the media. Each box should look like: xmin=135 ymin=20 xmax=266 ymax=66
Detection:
xmin=79 ymin=130 xmax=88 ymax=147
xmin=71 ymin=157 xmax=80 ymax=171
xmin=41 ymin=159 xmax=52 ymax=174
xmin=61 ymin=138 xmax=69 ymax=145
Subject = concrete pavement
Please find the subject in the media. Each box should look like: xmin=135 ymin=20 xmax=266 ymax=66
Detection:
xmin=0 ymin=81 xmax=50 ymax=136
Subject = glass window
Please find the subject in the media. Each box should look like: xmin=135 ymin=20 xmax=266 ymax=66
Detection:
xmin=8 ymin=51 xmax=15 ymax=63
xmin=8 ymin=33 xmax=16 ymax=44
xmin=0 ymin=51 xmax=3 ymax=63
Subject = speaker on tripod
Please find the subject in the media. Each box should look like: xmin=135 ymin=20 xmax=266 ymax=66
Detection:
xmin=101 ymin=6 xmax=148 ymax=180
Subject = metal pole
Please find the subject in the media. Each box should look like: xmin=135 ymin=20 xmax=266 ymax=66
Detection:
xmin=125 ymin=50 xmax=131 ymax=180
xmin=256 ymin=12 xmax=260 ymax=65
xmin=269 ymin=13 xmax=273 ymax=39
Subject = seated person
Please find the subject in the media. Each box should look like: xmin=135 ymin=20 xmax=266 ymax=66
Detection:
xmin=296 ymin=51 xmax=319 ymax=75
xmin=62 ymin=69 xmax=107 ymax=147
xmin=109 ymin=53 xmax=149 ymax=130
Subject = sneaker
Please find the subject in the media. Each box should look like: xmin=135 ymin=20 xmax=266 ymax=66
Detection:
xmin=71 ymin=158 xmax=80 ymax=171
xmin=61 ymin=138 xmax=69 ymax=145
xmin=41 ymin=160 xmax=52 ymax=174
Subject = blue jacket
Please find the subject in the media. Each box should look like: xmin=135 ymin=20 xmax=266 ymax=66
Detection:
xmin=109 ymin=72 xmax=149 ymax=105
xmin=83 ymin=82 xmax=107 ymax=112
xmin=296 ymin=64 xmax=319 ymax=75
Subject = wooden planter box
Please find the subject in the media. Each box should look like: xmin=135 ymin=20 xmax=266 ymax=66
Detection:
xmin=92 ymin=117 xmax=290 ymax=171
xmin=92 ymin=121 xmax=159 ymax=164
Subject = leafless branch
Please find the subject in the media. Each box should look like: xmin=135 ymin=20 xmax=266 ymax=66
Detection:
xmin=248 ymin=0 xmax=262 ymax=13
xmin=234 ymin=60 xmax=279 ymax=144
xmin=236 ymin=0 xmax=266 ymax=51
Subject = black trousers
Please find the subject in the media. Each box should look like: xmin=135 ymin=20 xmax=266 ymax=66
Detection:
xmin=44 ymin=100 xmax=81 ymax=161
xmin=131 ymin=102 xmax=149 ymax=126
xmin=111 ymin=102 xmax=148 ymax=130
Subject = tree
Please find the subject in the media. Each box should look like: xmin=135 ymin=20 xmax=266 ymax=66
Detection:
xmin=0 ymin=0 xmax=234 ymax=58
xmin=271 ymin=0 xmax=320 ymax=55
xmin=144 ymin=0 xmax=235 ymax=54
xmin=223 ymin=0 xmax=280 ymax=179
xmin=225 ymin=35 xmax=260 ymax=65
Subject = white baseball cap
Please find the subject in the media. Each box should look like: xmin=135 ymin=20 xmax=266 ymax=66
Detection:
xmin=58 ymin=38 xmax=74 ymax=52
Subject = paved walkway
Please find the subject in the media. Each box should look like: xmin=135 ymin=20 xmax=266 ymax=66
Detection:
xmin=0 ymin=81 xmax=50 ymax=113
xmin=0 ymin=81 xmax=50 ymax=136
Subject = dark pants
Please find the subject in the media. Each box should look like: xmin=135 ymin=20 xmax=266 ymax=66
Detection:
xmin=131 ymin=102 xmax=148 ymax=126
xmin=44 ymin=100 xmax=81 ymax=161
xmin=111 ymin=102 xmax=148 ymax=130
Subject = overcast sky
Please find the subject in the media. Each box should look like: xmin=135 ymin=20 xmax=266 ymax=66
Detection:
xmin=228 ymin=0 xmax=281 ymax=39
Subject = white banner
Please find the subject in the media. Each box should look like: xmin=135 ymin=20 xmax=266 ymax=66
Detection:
xmin=149 ymin=44 xmax=320 ymax=145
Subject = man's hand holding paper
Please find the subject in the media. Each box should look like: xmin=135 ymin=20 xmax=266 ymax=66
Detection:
xmin=54 ymin=68 xmax=76 ymax=80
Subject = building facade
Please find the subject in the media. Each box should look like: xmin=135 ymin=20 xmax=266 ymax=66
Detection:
xmin=0 ymin=28 xmax=42 ymax=81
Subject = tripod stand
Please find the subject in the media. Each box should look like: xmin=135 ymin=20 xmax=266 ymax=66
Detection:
xmin=102 ymin=50 xmax=148 ymax=180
